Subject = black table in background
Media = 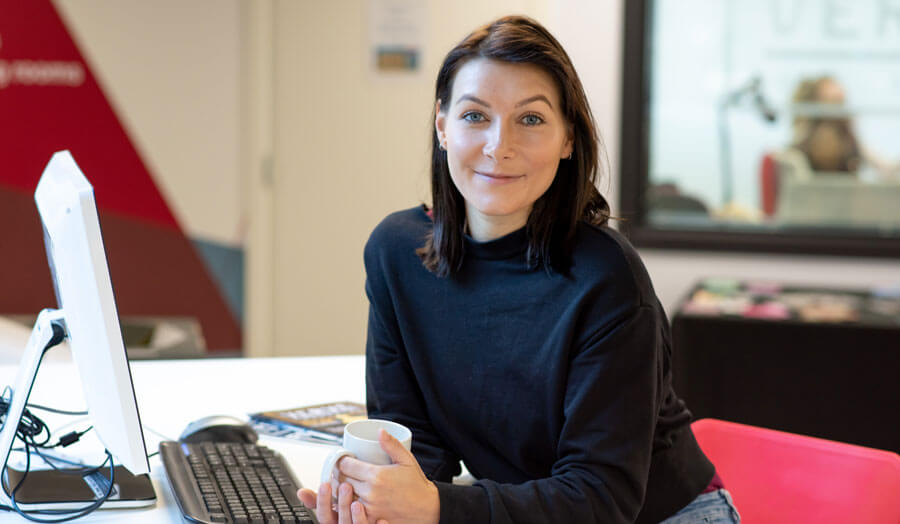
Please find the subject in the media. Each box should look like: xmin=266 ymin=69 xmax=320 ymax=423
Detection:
xmin=671 ymin=280 xmax=900 ymax=453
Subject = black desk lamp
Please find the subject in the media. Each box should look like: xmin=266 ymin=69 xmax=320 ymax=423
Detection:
xmin=718 ymin=76 xmax=778 ymax=208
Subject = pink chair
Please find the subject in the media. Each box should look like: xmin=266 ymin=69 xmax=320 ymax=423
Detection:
xmin=692 ymin=419 xmax=900 ymax=524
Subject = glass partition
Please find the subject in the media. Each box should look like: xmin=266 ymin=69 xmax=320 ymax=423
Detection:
xmin=620 ymin=0 xmax=900 ymax=257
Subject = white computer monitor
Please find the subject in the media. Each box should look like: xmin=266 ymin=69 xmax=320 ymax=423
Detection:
xmin=0 ymin=150 xmax=154 ymax=509
xmin=34 ymin=150 xmax=151 ymax=476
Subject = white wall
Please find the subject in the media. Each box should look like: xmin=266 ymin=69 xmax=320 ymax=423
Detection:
xmin=553 ymin=0 xmax=622 ymax=213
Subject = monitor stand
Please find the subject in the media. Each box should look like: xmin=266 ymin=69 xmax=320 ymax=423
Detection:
xmin=0 ymin=309 xmax=156 ymax=510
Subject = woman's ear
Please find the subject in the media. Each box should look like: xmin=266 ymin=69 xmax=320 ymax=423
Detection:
xmin=561 ymin=126 xmax=574 ymax=160
xmin=434 ymin=100 xmax=447 ymax=149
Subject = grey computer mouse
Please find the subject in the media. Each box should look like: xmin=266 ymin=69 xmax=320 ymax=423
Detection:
xmin=179 ymin=415 xmax=259 ymax=444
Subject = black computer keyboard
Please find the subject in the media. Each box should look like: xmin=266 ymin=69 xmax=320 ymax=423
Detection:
xmin=160 ymin=441 xmax=319 ymax=524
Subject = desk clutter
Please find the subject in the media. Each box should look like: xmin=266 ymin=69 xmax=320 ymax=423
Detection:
xmin=679 ymin=278 xmax=900 ymax=325
xmin=159 ymin=409 xmax=334 ymax=524
xmin=161 ymin=402 xmax=369 ymax=523
xmin=250 ymin=402 xmax=367 ymax=445
xmin=673 ymin=278 xmax=900 ymax=453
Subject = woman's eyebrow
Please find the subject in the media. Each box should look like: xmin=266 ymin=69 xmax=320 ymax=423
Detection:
xmin=516 ymin=94 xmax=552 ymax=108
xmin=457 ymin=94 xmax=491 ymax=107
xmin=455 ymin=93 xmax=553 ymax=109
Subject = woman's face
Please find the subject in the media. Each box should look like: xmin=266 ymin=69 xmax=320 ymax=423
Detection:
xmin=817 ymin=78 xmax=846 ymax=104
xmin=435 ymin=58 xmax=572 ymax=229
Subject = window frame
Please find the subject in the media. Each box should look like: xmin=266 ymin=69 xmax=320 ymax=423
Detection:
xmin=618 ymin=0 xmax=900 ymax=259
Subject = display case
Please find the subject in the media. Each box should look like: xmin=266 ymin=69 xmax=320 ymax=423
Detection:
xmin=672 ymin=278 xmax=900 ymax=452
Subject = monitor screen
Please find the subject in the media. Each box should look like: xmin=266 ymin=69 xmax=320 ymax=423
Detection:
xmin=33 ymin=150 xmax=150 ymax=476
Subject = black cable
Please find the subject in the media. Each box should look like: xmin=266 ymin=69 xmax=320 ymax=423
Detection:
xmin=0 ymin=419 xmax=113 ymax=521
xmin=9 ymin=447 xmax=97 ymax=472
xmin=3 ymin=446 xmax=115 ymax=523
xmin=41 ymin=427 xmax=94 ymax=450
xmin=0 ymin=328 xmax=112 ymax=522
xmin=0 ymin=390 xmax=92 ymax=450
xmin=29 ymin=445 xmax=106 ymax=476
xmin=24 ymin=404 xmax=88 ymax=417
xmin=0 ymin=388 xmax=53 ymax=447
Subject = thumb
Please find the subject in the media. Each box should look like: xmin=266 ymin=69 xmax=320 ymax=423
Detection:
xmin=379 ymin=428 xmax=414 ymax=465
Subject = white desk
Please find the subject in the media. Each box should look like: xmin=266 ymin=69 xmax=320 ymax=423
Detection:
xmin=0 ymin=355 xmax=367 ymax=522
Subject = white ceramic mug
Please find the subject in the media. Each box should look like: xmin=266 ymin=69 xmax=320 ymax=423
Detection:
xmin=319 ymin=419 xmax=412 ymax=507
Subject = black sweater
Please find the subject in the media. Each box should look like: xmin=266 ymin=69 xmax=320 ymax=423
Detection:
xmin=363 ymin=207 xmax=714 ymax=524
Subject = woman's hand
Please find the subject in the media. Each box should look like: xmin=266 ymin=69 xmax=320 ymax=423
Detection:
xmin=298 ymin=481 xmax=387 ymax=524
xmin=339 ymin=429 xmax=440 ymax=524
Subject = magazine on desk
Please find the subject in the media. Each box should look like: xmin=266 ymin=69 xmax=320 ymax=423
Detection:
xmin=249 ymin=401 xmax=367 ymax=444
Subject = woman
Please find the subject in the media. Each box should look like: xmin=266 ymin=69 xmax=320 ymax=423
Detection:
xmin=300 ymin=15 xmax=739 ymax=524
xmin=791 ymin=75 xmax=900 ymax=178
xmin=791 ymin=75 xmax=862 ymax=174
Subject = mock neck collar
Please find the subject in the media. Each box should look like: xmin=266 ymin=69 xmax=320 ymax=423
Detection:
xmin=464 ymin=226 xmax=528 ymax=260
xmin=419 ymin=205 xmax=528 ymax=260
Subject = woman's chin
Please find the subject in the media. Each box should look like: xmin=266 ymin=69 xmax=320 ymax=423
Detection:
xmin=468 ymin=202 xmax=530 ymax=222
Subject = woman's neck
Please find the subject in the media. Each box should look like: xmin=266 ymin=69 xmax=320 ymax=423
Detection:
xmin=465 ymin=205 xmax=529 ymax=242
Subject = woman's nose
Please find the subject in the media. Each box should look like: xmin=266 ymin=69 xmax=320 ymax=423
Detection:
xmin=483 ymin=121 xmax=515 ymax=160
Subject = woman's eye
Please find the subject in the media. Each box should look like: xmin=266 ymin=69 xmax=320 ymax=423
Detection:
xmin=522 ymin=114 xmax=544 ymax=126
xmin=462 ymin=112 xmax=486 ymax=123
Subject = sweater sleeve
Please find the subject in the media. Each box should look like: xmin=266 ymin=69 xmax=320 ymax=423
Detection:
xmin=435 ymin=305 xmax=662 ymax=524
xmin=363 ymin=239 xmax=462 ymax=482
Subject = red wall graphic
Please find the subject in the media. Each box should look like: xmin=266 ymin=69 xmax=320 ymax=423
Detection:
xmin=0 ymin=0 xmax=240 ymax=351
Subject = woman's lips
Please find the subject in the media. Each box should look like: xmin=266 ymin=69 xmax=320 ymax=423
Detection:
xmin=475 ymin=171 xmax=525 ymax=183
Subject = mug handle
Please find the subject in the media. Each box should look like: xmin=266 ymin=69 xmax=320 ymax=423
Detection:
xmin=320 ymin=448 xmax=354 ymax=493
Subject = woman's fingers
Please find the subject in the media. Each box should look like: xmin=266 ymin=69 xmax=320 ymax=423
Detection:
xmin=338 ymin=483 xmax=354 ymax=523
xmin=339 ymin=456 xmax=375 ymax=482
xmin=378 ymin=429 xmax=415 ymax=466
xmin=316 ymin=483 xmax=337 ymax=524
xmin=298 ymin=488 xmax=317 ymax=509
xmin=343 ymin=476 xmax=371 ymax=499
xmin=351 ymin=501 xmax=370 ymax=524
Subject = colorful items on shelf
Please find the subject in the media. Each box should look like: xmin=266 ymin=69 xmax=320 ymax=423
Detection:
xmin=678 ymin=278 xmax=900 ymax=325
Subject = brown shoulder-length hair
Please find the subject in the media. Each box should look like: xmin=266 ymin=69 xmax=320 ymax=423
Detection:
xmin=417 ymin=15 xmax=609 ymax=277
